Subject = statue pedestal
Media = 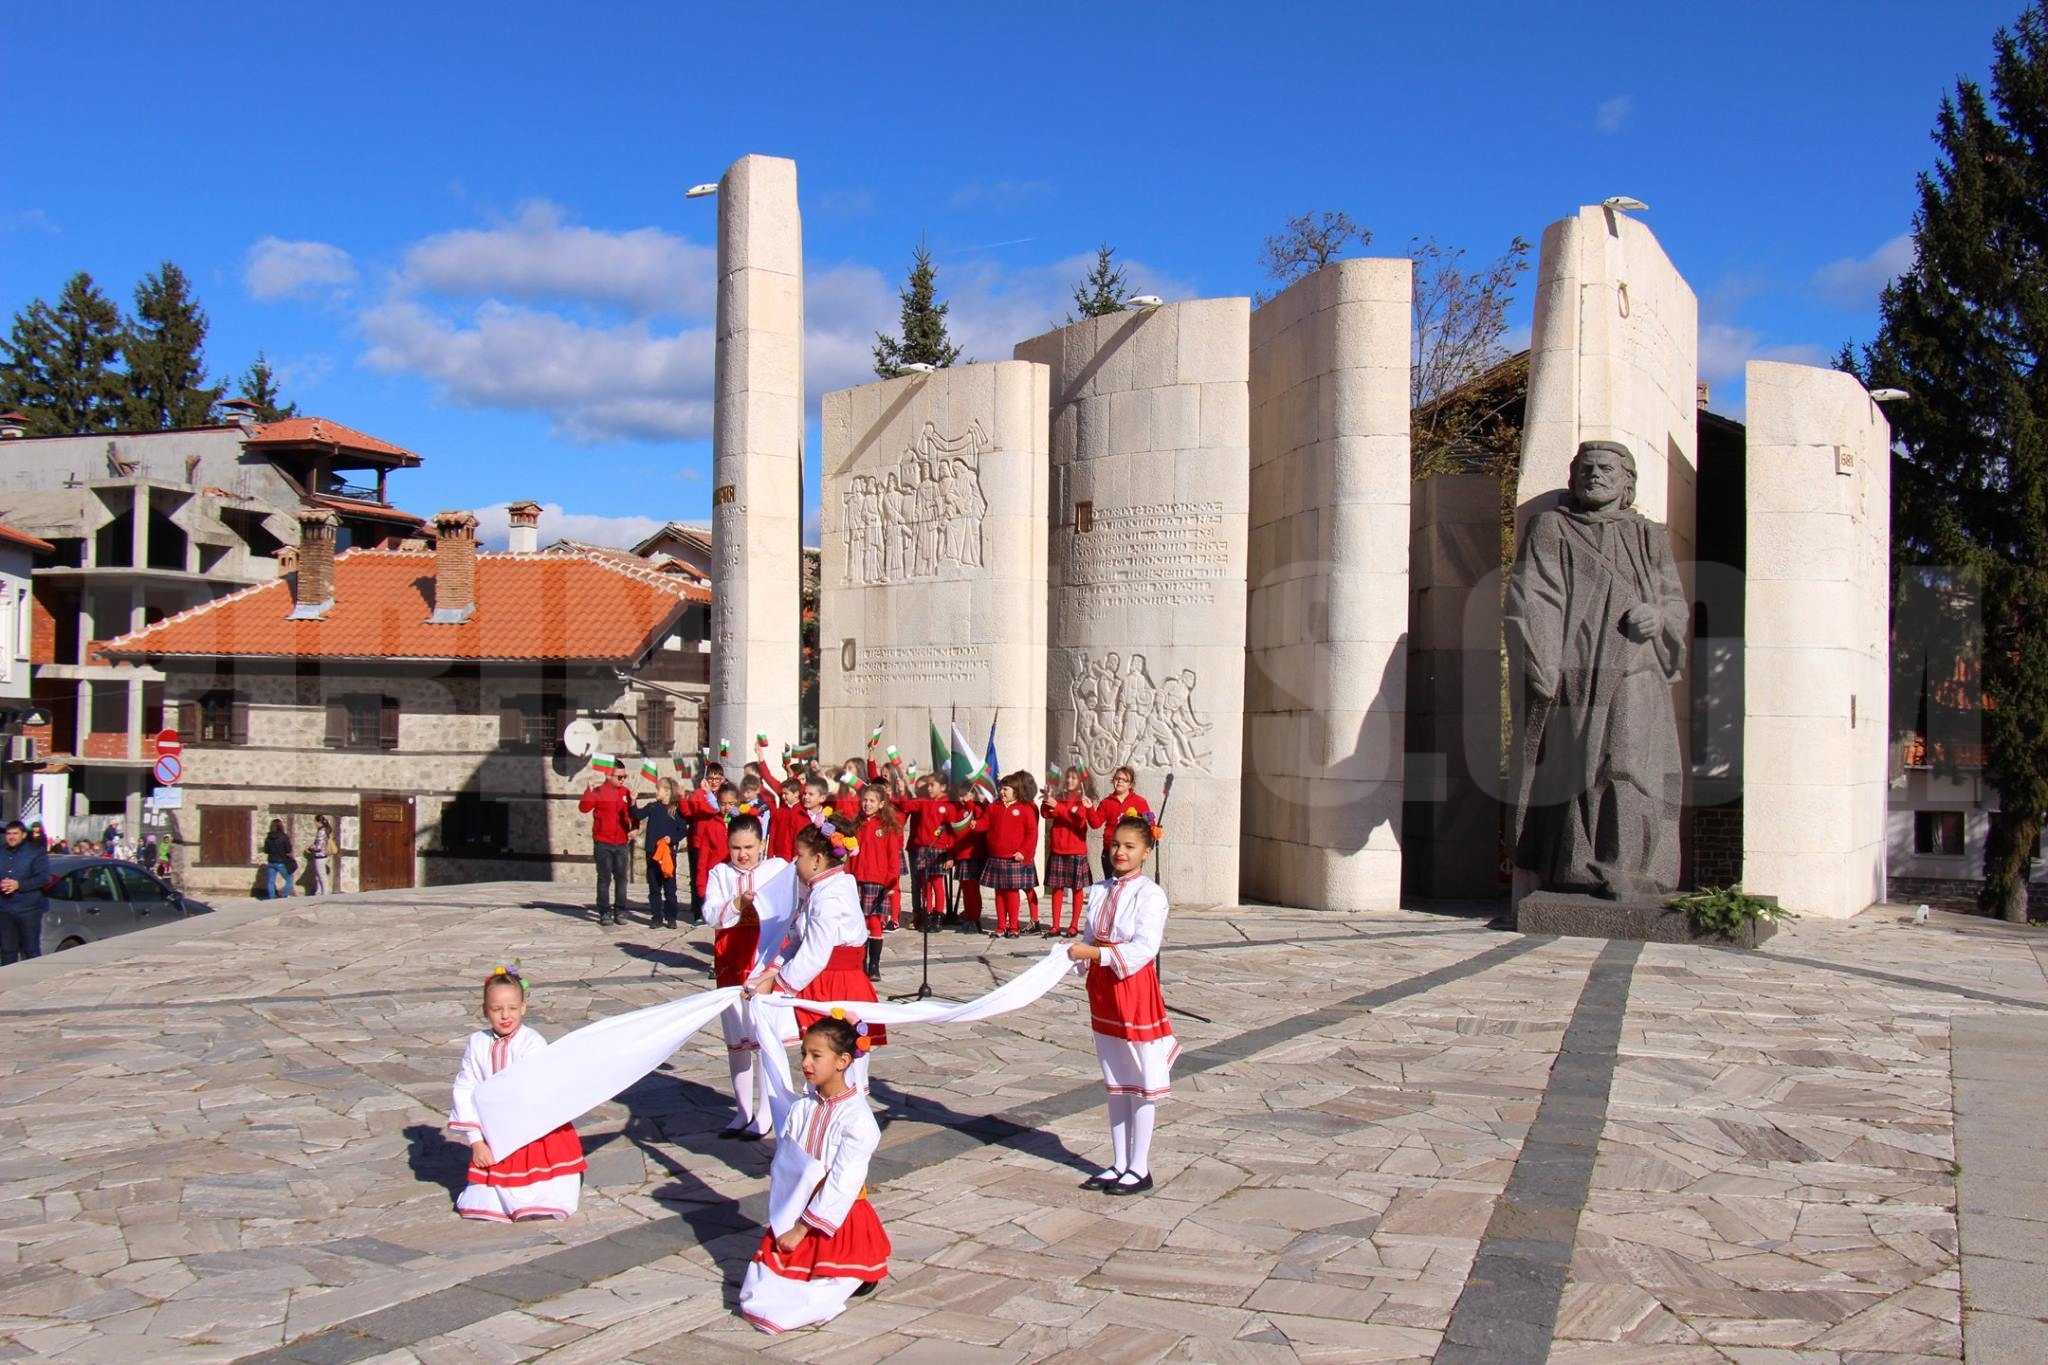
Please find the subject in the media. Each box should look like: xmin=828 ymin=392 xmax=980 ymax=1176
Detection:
xmin=1515 ymin=891 xmax=1778 ymax=949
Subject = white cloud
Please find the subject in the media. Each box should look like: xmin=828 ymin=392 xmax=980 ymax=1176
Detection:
xmin=245 ymin=238 xmax=358 ymax=301
xmin=400 ymin=201 xmax=715 ymax=317
xmin=1700 ymin=322 xmax=1831 ymax=386
xmin=1812 ymin=233 xmax=1914 ymax=309
xmin=472 ymin=501 xmax=679 ymax=551
xmin=1596 ymin=95 xmax=1633 ymax=134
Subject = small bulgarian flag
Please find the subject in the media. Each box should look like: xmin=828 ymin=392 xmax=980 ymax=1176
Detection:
xmin=592 ymin=753 xmax=620 ymax=773
xmin=792 ymin=742 xmax=819 ymax=760
xmin=719 ymin=737 xmax=731 ymax=756
xmin=639 ymin=757 xmax=660 ymax=781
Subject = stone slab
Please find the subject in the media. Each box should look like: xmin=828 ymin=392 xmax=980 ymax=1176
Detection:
xmin=1514 ymin=891 xmax=1777 ymax=947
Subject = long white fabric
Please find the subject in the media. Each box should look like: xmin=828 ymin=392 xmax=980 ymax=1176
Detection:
xmin=475 ymin=945 xmax=1076 ymax=1155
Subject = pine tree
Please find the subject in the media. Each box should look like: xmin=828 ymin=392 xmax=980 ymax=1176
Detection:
xmin=124 ymin=261 xmax=220 ymax=430
xmin=1066 ymin=243 xmax=1131 ymax=321
xmin=873 ymin=238 xmax=964 ymax=378
xmin=0 ymin=273 xmax=127 ymax=435
xmin=236 ymin=352 xmax=299 ymax=422
xmin=1847 ymin=1 xmax=2048 ymax=921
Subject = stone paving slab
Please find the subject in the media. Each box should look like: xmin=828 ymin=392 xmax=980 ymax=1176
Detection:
xmin=0 ymin=888 xmax=2042 ymax=1363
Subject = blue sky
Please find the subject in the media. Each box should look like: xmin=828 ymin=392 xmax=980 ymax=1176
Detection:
xmin=1 ymin=1 xmax=2019 ymax=546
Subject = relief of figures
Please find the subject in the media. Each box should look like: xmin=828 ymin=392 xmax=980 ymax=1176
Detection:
xmin=1067 ymin=651 xmax=1213 ymax=775
xmin=841 ymin=420 xmax=989 ymax=585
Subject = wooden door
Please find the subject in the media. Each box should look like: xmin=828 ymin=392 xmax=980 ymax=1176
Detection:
xmin=359 ymin=794 xmax=416 ymax=891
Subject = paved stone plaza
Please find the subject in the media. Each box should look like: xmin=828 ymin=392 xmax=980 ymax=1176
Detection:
xmin=0 ymin=886 xmax=2043 ymax=1364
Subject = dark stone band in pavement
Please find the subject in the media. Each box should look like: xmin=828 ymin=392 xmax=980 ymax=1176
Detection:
xmin=1761 ymin=949 xmax=2048 ymax=1013
xmin=1434 ymin=938 xmax=1642 ymax=1365
xmin=238 ymin=929 xmax=1548 ymax=1363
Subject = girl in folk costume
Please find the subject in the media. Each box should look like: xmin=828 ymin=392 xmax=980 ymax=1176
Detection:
xmin=976 ymin=771 xmax=1041 ymax=939
xmin=1040 ymin=763 xmax=1098 ymax=938
xmin=737 ymin=1017 xmax=889 ymax=1333
xmin=1088 ymin=766 xmax=1151 ymax=882
xmin=634 ymin=777 xmax=688 ymax=930
xmin=447 ymin=965 xmax=587 ymax=1220
xmin=897 ymin=772 xmax=964 ymax=929
xmin=705 ymin=815 xmax=788 ymax=1139
xmin=748 ymin=822 xmax=888 ymax=1093
xmin=848 ymin=783 xmax=903 ymax=980
xmin=1068 ymin=816 xmax=1179 ymax=1196
xmin=947 ymin=782 xmax=990 ymax=930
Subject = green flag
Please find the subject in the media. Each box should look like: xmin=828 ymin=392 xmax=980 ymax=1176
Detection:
xmin=929 ymin=721 xmax=950 ymax=776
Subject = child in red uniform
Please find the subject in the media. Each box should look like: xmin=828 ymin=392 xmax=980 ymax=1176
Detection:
xmin=947 ymin=784 xmax=989 ymax=930
xmin=682 ymin=764 xmax=729 ymax=925
xmin=849 ymin=784 xmax=903 ymax=980
xmin=1088 ymin=766 xmax=1151 ymax=882
xmin=976 ymin=771 xmax=1041 ymax=939
xmin=1040 ymin=763 xmax=1098 ymax=938
xmin=1068 ymin=816 xmax=1177 ymax=1197
xmin=897 ymin=773 xmax=963 ymax=930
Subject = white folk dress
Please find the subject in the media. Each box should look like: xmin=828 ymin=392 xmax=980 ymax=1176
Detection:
xmin=448 ymin=1026 xmax=585 ymax=1221
xmin=1080 ymin=872 xmax=1181 ymax=1099
xmin=737 ymin=1084 xmax=890 ymax=1333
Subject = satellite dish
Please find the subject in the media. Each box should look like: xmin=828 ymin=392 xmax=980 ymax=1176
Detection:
xmin=562 ymin=718 xmax=599 ymax=758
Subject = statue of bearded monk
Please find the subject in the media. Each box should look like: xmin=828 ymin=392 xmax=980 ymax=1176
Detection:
xmin=1506 ymin=440 xmax=1689 ymax=899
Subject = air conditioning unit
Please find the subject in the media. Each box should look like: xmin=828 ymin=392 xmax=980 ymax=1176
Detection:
xmin=8 ymin=735 xmax=38 ymax=763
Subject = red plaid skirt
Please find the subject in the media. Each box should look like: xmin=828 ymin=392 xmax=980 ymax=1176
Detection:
xmin=978 ymin=855 xmax=1038 ymax=890
xmin=1045 ymin=852 xmax=1091 ymax=890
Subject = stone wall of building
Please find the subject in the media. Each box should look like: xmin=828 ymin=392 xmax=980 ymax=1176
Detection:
xmin=1244 ymin=259 xmax=1412 ymax=911
xmin=1014 ymin=299 xmax=1249 ymax=904
xmin=1740 ymin=361 xmax=1891 ymax=918
xmin=709 ymin=154 xmax=804 ymax=753
xmin=818 ymin=362 xmax=1049 ymax=773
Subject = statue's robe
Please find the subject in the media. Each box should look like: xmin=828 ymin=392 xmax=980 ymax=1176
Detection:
xmin=1506 ymin=498 xmax=1689 ymax=897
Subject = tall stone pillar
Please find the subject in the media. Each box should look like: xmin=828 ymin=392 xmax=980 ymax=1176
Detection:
xmin=1243 ymin=259 xmax=1413 ymax=911
xmin=709 ymin=154 xmax=803 ymax=754
xmin=819 ymin=362 xmax=1049 ymax=781
xmin=1741 ymin=361 xmax=1890 ymax=917
xmin=1016 ymin=298 xmax=1250 ymax=906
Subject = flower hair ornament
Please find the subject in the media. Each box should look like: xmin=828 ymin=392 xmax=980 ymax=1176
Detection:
xmin=829 ymin=1006 xmax=875 ymax=1052
xmin=818 ymin=819 xmax=860 ymax=858
xmin=486 ymin=960 xmax=534 ymax=988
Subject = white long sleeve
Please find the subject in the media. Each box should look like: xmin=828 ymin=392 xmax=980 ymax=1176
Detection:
xmin=449 ymin=1035 xmax=488 ymax=1140
xmin=707 ymin=858 xmax=792 ymax=931
xmin=774 ymin=870 xmax=864 ymax=993
xmin=1083 ymin=874 xmax=1169 ymax=980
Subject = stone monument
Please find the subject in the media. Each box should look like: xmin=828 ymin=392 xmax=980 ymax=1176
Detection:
xmin=1508 ymin=440 xmax=1689 ymax=909
xmin=1243 ymin=259 xmax=1413 ymax=911
xmin=709 ymin=154 xmax=803 ymax=753
xmin=1014 ymin=298 xmax=1250 ymax=905
xmin=1740 ymin=361 xmax=1891 ymax=918
xmin=818 ymin=361 xmax=1049 ymax=774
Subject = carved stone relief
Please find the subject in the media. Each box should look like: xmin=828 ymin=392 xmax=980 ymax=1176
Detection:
xmin=1065 ymin=651 xmax=1212 ymax=774
xmin=842 ymin=420 xmax=989 ymax=585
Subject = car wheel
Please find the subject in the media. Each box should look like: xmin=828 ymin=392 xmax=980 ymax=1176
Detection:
xmin=56 ymin=937 xmax=85 ymax=951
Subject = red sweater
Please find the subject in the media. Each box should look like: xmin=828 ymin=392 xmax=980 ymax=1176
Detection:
xmin=1091 ymin=792 xmax=1151 ymax=851
xmin=978 ymin=800 xmax=1039 ymax=862
xmin=850 ymin=813 xmax=904 ymax=885
xmin=952 ymin=799 xmax=989 ymax=860
xmin=683 ymin=789 xmax=730 ymax=862
xmin=899 ymin=797 xmax=965 ymax=853
xmin=1041 ymin=794 xmax=1093 ymax=855
xmin=579 ymin=781 xmax=636 ymax=846
xmin=768 ymin=791 xmax=801 ymax=862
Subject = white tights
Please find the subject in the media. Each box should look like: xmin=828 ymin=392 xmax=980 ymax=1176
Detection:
xmin=727 ymin=1051 xmax=770 ymax=1133
xmin=1105 ymin=1093 xmax=1158 ymax=1176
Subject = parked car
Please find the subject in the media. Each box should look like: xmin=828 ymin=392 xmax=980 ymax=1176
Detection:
xmin=39 ymin=857 xmax=212 ymax=953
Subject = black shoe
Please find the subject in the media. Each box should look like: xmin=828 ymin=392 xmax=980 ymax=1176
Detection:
xmin=884 ymin=921 xmax=900 ymax=933
xmin=1080 ymin=1168 xmax=1122 ymax=1191
xmin=734 ymin=1127 xmax=767 ymax=1143
xmin=851 ymin=1280 xmax=878 ymax=1298
xmin=716 ymin=1123 xmax=745 ymax=1140
xmin=1105 ymin=1173 xmax=1154 ymax=1197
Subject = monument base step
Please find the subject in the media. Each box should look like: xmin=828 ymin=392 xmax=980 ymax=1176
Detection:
xmin=1515 ymin=890 xmax=1779 ymax=948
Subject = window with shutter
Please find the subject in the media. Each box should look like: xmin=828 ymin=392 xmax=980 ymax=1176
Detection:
xmin=176 ymin=699 xmax=200 ymax=742
xmin=199 ymin=808 xmax=253 ymax=866
xmin=378 ymin=697 xmax=400 ymax=750
xmin=324 ymin=702 xmax=349 ymax=748
xmin=498 ymin=706 xmax=524 ymax=747
xmin=229 ymin=699 xmax=250 ymax=746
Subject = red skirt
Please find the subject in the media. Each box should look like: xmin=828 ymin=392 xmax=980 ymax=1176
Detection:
xmin=795 ymin=945 xmax=887 ymax=1046
xmin=750 ymin=1198 xmax=890 ymax=1282
xmin=715 ymin=924 xmax=761 ymax=988
xmin=467 ymin=1122 xmax=587 ymax=1187
xmin=1087 ymin=960 xmax=1173 ymax=1042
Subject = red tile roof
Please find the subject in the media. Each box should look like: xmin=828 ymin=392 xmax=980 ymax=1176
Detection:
xmin=304 ymin=492 xmax=427 ymax=525
xmin=246 ymin=418 xmax=422 ymax=466
xmin=0 ymin=523 xmax=53 ymax=554
xmin=101 ymin=548 xmax=708 ymax=663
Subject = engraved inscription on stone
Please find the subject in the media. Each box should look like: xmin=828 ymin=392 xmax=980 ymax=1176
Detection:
xmin=842 ymin=420 xmax=989 ymax=585
xmin=841 ymin=644 xmax=989 ymax=697
xmin=1062 ymin=500 xmax=1228 ymax=607
xmin=1065 ymin=651 xmax=1212 ymax=774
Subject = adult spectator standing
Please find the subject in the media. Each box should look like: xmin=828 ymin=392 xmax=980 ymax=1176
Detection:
xmin=0 ymin=820 xmax=51 ymax=964
xmin=580 ymin=767 xmax=637 ymax=926
xmin=307 ymin=815 xmax=333 ymax=896
xmin=263 ymin=819 xmax=294 ymax=899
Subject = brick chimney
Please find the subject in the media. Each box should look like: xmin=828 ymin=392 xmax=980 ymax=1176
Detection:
xmin=506 ymin=499 xmax=542 ymax=554
xmin=290 ymin=509 xmax=338 ymax=619
xmin=429 ymin=510 xmax=479 ymax=624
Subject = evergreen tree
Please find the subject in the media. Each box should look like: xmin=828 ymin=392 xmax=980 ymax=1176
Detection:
xmin=0 ymin=273 xmax=127 ymax=435
xmin=1846 ymin=1 xmax=2048 ymax=921
xmin=1066 ymin=243 xmax=1131 ymax=321
xmin=873 ymin=238 xmax=964 ymax=378
xmin=236 ymin=352 xmax=299 ymax=422
xmin=124 ymin=261 xmax=220 ymax=430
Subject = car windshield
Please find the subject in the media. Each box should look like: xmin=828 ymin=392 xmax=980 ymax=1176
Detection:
xmin=113 ymin=865 xmax=166 ymax=900
xmin=53 ymin=866 xmax=120 ymax=901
